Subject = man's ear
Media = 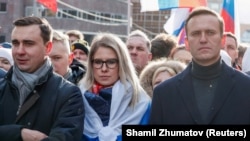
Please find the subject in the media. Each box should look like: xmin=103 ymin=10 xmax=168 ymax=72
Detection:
xmin=69 ymin=52 xmax=74 ymax=65
xmin=46 ymin=41 xmax=52 ymax=54
xmin=184 ymin=37 xmax=190 ymax=51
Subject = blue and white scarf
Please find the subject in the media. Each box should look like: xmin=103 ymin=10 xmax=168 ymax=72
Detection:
xmin=80 ymin=80 xmax=151 ymax=141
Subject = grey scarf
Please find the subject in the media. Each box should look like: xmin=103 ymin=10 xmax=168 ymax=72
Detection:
xmin=12 ymin=58 xmax=51 ymax=106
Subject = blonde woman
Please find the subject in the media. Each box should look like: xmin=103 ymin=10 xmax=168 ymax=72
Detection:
xmin=79 ymin=33 xmax=151 ymax=141
xmin=140 ymin=58 xmax=186 ymax=98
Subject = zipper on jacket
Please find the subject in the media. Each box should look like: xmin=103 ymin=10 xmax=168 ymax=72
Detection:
xmin=16 ymin=105 xmax=21 ymax=115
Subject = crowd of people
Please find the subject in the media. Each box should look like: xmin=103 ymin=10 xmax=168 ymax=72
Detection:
xmin=0 ymin=6 xmax=250 ymax=141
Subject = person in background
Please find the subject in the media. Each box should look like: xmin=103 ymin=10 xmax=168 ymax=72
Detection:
xmin=71 ymin=39 xmax=90 ymax=64
xmin=65 ymin=29 xmax=84 ymax=44
xmin=49 ymin=30 xmax=86 ymax=85
xmin=0 ymin=16 xmax=84 ymax=141
xmin=126 ymin=30 xmax=152 ymax=75
xmin=237 ymin=43 xmax=248 ymax=69
xmin=242 ymin=46 xmax=250 ymax=75
xmin=150 ymin=7 xmax=250 ymax=125
xmin=79 ymin=32 xmax=151 ymax=141
xmin=0 ymin=47 xmax=13 ymax=71
xmin=139 ymin=58 xmax=186 ymax=98
xmin=170 ymin=44 xmax=192 ymax=65
xmin=223 ymin=32 xmax=241 ymax=70
xmin=151 ymin=33 xmax=177 ymax=60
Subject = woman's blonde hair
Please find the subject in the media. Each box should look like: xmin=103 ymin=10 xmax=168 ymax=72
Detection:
xmin=79 ymin=32 xmax=145 ymax=106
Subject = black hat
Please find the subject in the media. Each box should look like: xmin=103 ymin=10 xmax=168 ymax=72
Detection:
xmin=71 ymin=40 xmax=89 ymax=55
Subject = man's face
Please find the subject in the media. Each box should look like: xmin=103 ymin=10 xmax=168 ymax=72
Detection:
xmin=185 ymin=14 xmax=223 ymax=66
xmin=73 ymin=49 xmax=88 ymax=62
xmin=11 ymin=25 xmax=50 ymax=73
xmin=49 ymin=41 xmax=72 ymax=77
xmin=224 ymin=36 xmax=238 ymax=63
xmin=126 ymin=36 xmax=152 ymax=73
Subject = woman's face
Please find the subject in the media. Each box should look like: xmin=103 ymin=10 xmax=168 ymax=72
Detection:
xmin=152 ymin=71 xmax=172 ymax=89
xmin=92 ymin=46 xmax=119 ymax=86
xmin=0 ymin=57 xmax=12 ymax=71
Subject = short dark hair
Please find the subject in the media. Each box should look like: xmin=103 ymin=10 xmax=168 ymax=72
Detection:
xmin=224 ymin=32 xmax=238 ymax=48
xmin=151 ymin=33 xmax=177 ymax=60
xmin=185 ymin=6 xmax=224 ymax=36
xmin=13 ymin=16 xmax=53 ymax=44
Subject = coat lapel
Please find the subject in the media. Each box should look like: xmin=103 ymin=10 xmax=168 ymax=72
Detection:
xmin=177 ymin=65 xmax=204 ymax=124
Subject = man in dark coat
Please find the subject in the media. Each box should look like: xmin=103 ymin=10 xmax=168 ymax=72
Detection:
xmin=150 ymin=7 xmax=250 ymax=125
xmin=0 ymin=16 xmax=84 ymax=141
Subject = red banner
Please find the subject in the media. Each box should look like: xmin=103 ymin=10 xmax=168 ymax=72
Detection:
xmin=37 ymin=0 xmax=57 ymax=13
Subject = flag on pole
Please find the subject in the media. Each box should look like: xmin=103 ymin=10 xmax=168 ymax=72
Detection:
xmin=164 ymin=8 xmax=190 ymax=44
xmin=140 ymin=0 xmax=207 ymax=12
xmin=37 ymin=0 xmax=57 ymax=13
xmin=164 ymin=8 xmax=190 ymax=36
xmin=140 ymin=0 xmax=207 ymax=44
xmin=177 ymin=25 xmax=186 ymax=45
xmin=220 ymin=0 xmax=235 ymax=33
xmin=220 ymin=0 xmax=240 ymax=41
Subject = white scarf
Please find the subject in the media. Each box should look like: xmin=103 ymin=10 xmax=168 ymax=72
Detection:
xmin=242 ymin=47 xmax=250 ymax=73
xmin=80 ymin=80 xmax=150 ymax=141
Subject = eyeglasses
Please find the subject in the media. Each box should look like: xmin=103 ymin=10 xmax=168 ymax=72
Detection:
xmin=92 ymin=59 xmax=118 ymax=69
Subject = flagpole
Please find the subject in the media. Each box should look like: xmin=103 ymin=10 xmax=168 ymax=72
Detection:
xmin=234 ymin=0 xmax=240 ymax=42
xmin=127 ymin=0 xmax=131 ymax=35
xmin=33 ymin=0 xmax=38 ymax=16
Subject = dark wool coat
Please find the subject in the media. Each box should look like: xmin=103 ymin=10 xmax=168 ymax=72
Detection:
xmin=150 ymin=61 xmax=250 ymax=125
xmin=0 ymin=67 xmax=84 ymax=141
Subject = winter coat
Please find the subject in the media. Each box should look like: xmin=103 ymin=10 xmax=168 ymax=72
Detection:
xmin=0 ymin=66 xmax=84 ymax=141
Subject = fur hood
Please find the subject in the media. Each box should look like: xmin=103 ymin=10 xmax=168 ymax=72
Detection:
xmin=139 ymin=59 xmax=186 ymax=98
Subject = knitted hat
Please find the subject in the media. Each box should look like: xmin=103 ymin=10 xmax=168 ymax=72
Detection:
xmin=71 ymin=39 xmax=90 ymax=55
xmin=0 ymin=48 xmax=13 ymax=65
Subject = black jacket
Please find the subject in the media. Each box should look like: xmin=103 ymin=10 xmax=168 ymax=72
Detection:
xmin=68 ymin=59 xmax=86 ymax=85
xmin=0 ymin=68 xmax=6 ymax=78
xmin=0 ymin=66 xmax=84 ymax=141
xmin=150 ymin=61 xmax=250 ymax=124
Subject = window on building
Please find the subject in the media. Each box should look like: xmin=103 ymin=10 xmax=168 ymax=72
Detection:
xmin=0 ymin=3 xmax=7 ymax=12
xmin=0 ymin=35 xmax=5 ymax=43
xmin=43 ymin=8 xmax=126 ymax=24
xmin=96 ymin=12 xmax=101 ymax=22
xmin=68 ymin=10 xmax=77 ymax=18
xmin=88 ymin=12 xmax=95 ymax=20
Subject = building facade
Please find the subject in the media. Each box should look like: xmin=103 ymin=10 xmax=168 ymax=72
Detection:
xmin=0 ymin=0 xmax=249 ymax=44
xmin=0 ymin=0 xmax=129 ymax=43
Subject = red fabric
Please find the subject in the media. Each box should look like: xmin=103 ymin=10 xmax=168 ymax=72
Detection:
xmin=37 ymin=0 xmax=57 ymax=13
xmin=91 ymin=82 xmax=104 ymax=94
xmin=220 ymin=0 xmax=235 ymax=33
xmin=91 ymin=82 xmax=114 ymax=94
